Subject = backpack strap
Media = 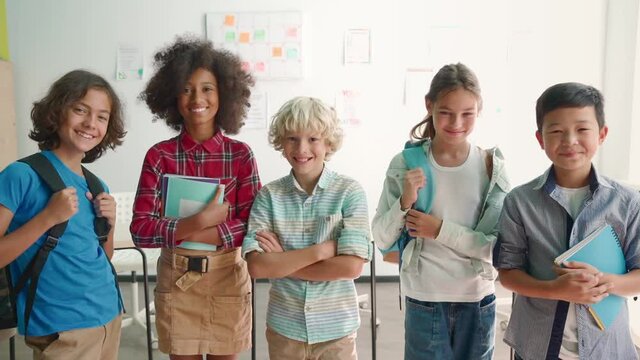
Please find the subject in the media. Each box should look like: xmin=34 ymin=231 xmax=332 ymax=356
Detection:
xmin=395 ymin=141 xmax=436 ymax=268
xmin=484 ymin=149 xmax=493 ymax=180
xmin=0 ymin=267 xmax=17 ymax=329
xmin=81 ymin=166 xmax=124 ymax=313
xmin=81 ymin=166 xmax=111 ymax=243
xmin=16 ymin=153 xmax=68 ymax=335
xmin=401 ymin=142 xmax=435 ymax=213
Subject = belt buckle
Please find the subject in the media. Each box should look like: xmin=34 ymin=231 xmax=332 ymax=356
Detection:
xmin=187 ymin=256 xmax=208 ymax=273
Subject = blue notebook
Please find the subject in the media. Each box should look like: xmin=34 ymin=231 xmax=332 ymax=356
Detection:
xmin=162 ymin=174 xmax=224 ymax=251
xmin=161 ymin=174 xmax=221 ymax=210
xmin=554 ymin=224 xmax=627 ymax=330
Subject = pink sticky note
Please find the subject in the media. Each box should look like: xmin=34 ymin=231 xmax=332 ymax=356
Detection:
xmin=286 ymin=27 xmax=298 ymax=38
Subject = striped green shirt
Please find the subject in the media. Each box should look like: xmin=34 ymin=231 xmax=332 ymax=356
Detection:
xmin=242 ymin=167 xmax=372 ymax=343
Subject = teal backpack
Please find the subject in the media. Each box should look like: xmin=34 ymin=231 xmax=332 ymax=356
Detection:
xmin=379 ymin=141 xmax=435 ymax=267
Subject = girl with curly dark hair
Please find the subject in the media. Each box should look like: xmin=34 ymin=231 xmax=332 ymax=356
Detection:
xmin=131 ymin=36 xmax=261 ymax=360
xmin=0 ymin=69 xmax=125 ymax=359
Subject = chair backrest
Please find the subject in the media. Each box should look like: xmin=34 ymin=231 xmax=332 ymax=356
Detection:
xmin=113 ymin=192 xmax=136 ymax=224
xmin=112 ymin=192 xmax=137 ymax=247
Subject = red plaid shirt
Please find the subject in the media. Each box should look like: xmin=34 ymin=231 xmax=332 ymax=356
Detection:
xmin=130 ymin=130 xmax=261 ymax=249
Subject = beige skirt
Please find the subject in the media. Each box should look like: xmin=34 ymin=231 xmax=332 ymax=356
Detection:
xmin=154 ymin=247 xmax=252 ymax=355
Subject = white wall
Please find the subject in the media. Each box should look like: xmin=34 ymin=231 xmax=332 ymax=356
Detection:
xmin=601 ymin=0 xmax=640 ymax=181
xmin=6 ymin=0 xmax=613 ymax=275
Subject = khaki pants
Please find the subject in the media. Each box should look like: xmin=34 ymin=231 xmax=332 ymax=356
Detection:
xmin=25 ymin=314 xmax=122 ymax=360
xmin=265 ymin=327 xmax=357 ymax=360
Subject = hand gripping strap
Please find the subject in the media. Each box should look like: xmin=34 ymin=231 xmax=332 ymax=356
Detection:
xmin=396 ymin=142 xmax=435 ymax=267
xmin=378 ymin=142 xmax=435 ymax=261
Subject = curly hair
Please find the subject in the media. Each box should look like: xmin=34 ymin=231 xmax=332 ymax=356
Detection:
xmin=29 ymin=69 xmax=126 ymax=163
xmin=140 ymin=35 xmax=254 ymax=134
xmin=269 ymin=97 xmax=343 ymax=160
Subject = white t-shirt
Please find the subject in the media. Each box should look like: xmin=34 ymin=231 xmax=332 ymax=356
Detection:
xmin=555 ymin=185 xmax=590 ymax=360
xmin=401 ymin=145 xmax=491 ymax=302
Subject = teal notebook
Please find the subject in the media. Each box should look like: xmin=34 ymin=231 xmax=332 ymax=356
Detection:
xmin=162 ymin=175 xmax=224 ymax=251
xmin=554 ymin=224 xmax=627 ymax=330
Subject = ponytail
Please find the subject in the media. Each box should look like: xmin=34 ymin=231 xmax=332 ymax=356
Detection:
xmin=410 ymin=114 xmax=435 ymax=141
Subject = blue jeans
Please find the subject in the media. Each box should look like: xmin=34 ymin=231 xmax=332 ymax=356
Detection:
xmin=404 ymin=293 xmax=496 ymax=360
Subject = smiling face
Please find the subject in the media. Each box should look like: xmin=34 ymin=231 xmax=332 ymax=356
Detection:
xmin=55 ymin=88 xmax=111 ymax=162
xmin=427 ymin=87 xmax=479 ymax=146
xmin=177 ymin=68 xmax=219 ymax=139
xmin=282 ymin=129 xmax=330 ymax=191
xmin=536 ymin=106 xmax=608 ymax=184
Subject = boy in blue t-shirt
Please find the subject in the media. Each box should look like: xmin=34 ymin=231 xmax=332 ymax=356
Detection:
xmin=496 ymin=82 xmax=640 ymax=359
xmin=0 ymin=70 xmax=125 ymax=359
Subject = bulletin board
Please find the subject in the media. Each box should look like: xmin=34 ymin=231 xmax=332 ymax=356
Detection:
xmin=206 ymin=11 xmax=303 ymax=79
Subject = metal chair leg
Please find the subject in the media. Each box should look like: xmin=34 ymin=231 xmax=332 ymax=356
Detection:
xmin=370 ymin=254 xmax=377 ymax=360
xmin=118 ymin=246 xmax=153 ymax=360
xmin=9 ymin=335 xmax=15 ymax=360
xmin=137 ymin=247 xmax=153 ymax=360
xmin=510 ymin=292 xmax=515 ymax=360
xmin=251 ymin=279 xmax=256 ymax=360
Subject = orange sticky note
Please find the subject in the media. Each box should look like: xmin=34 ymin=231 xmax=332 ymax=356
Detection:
xmin=272 ymin=47 xmax=283 ymax=57
xmin=239 ymin=32 xmax=250 ymax=43
xmin=224 ymin=15 xmax=235 ymax=26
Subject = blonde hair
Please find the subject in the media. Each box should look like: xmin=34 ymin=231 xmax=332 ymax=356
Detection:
xmin=269 ymin=97 xmax=344 ymax=159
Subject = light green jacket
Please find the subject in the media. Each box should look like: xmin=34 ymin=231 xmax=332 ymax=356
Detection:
xmin=372 ymin=141 xmax=510 ymax=280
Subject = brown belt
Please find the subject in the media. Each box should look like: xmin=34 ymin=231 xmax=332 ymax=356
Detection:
xmin=167 ymin=248 xmax=241 ymax=291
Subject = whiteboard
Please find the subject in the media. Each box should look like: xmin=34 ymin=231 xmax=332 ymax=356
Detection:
xmin=6 ymin=0 xmax=611 ymax=276
xmin=206 ymin=11 xmax=304 ymax=79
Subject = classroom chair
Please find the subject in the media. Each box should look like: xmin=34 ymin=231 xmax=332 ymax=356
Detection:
xmin=1 ymin=328 xmax=16 ymax=360
xmin=496 ymin=292 xmax=515 ymax=360
xmin=368 ymin=248 xmax=378 ymax=359
xmin=361 ymin=247 xmax=381 ymax=359
xmin=111 ymin=191 xmax=160 ymax=360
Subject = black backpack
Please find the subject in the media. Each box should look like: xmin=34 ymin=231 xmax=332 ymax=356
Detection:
xmin=0 ymin=153 xmax=122 ymax=335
